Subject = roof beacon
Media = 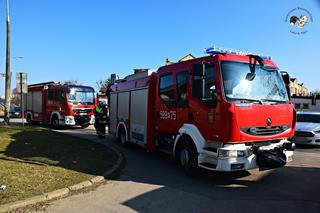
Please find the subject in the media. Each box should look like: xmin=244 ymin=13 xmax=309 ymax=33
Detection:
xmin=205 ymin=46 xmax=272 ymax=60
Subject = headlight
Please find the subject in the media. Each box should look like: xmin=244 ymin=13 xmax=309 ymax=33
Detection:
xmin=314 ymin=129 xmax=320 ymax=134
xmin=218 ymin=150 xmax=246 ymax=158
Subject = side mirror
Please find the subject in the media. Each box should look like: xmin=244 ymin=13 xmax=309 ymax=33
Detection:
xmin=210 ymin=85 xmax=217 ymax=93
xmin=211 ymin=85 xmax=218 ymax=108
xmin=280 ymin=71 xmax=290 ymax=85
xmin=192 ymin=64 xmax=205 ymax=76
xmin=245 ymin=72 xmax=256 ymax=81
xmin=280 ymin=71 xmax=291 ymax=100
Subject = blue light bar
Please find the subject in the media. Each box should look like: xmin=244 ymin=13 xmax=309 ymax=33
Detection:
xmin=205 ymin=46 xmax=272 ymax=60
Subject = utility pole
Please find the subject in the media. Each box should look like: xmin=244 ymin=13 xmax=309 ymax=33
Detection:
xmin=4 ymin=0 xmax=11 ymax=125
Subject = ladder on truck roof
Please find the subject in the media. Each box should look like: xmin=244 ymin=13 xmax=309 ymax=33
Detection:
xmin=28 ymin=81 xmax=56 ymax=88
xmin=124 ymin=69 xmax=157 ymax=81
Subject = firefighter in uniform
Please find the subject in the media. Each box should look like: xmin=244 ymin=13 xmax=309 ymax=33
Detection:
xmin=94 ymin=102 xmax=107 ymax=138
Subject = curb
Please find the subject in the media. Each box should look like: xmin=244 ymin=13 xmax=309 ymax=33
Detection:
xmin=0 ymin=137 xmax=124 ymax=213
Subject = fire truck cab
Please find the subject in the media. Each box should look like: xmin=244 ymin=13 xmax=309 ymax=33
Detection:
xmin=108 ymin=47 xmax=296 ymax=175
xmin=26 ymin=82 xmax=95 ymax=128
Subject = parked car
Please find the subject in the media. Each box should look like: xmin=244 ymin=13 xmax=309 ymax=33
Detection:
xmin=291 ymin=111 xmax=320 ymax=145
xmin=9 ymin=106 xmax=22 ymax=118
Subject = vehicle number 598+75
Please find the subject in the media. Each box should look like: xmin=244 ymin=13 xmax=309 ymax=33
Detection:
xmin=159 ymin=110 xmax=176 ymax=120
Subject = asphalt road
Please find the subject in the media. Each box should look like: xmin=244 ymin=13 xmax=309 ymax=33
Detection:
xmin=28 ymin=125 xmax=319 ymax=213
xmin=2 ymin=120 xmax=320 ymax=213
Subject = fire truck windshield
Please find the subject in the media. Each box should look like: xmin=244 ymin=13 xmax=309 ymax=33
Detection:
xmin=67 ymin=87 xmax=94 ymax=105
xmin=221 ymin=61 xmax=289 ymax=104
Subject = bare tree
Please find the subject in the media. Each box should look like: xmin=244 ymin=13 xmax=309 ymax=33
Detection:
xmin=11 ymin=88 xmax=20 ymax=106
xmin=96 ymin=78 xmax=112 ymax=89
xmin=310 ymin=89 xmax=320 ymax=95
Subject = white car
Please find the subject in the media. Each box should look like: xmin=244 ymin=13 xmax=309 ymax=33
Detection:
xmin=291 ymin=111 xmax=320 ymax=145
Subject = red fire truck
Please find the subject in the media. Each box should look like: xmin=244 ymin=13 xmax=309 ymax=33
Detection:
xmin=26 ymin=82 xmax=95 ymax=128
xmin=108 ymin=47 xmax=296 ymax=175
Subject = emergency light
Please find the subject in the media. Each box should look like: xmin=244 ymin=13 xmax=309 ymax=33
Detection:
xmin=205 ymin=46 xmax=272 ymax=60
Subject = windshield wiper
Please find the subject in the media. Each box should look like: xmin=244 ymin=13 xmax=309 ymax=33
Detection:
xmin=261 ymin=99 xmax=287 ymax=104
xmin=232 ymin=98 xmax=263 ymax=104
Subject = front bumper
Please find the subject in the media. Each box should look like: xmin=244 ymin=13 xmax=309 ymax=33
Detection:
xmin=198 ymin=140 xmax=294 ymax=172
xmin=61 ymin=115 xmax=95 ymax=126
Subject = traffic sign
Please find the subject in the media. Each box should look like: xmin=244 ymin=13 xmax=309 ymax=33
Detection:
xmin=16 ymin=72 xmax=27 ymax=94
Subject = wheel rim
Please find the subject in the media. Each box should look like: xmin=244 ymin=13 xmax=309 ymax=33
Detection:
xmin=53 ymin=118 xmax=58 ymax=126
xmin=120 ymin=131 xmax=126 ymax=144
xmin=180 ymin=149 xmax=189 ymax=167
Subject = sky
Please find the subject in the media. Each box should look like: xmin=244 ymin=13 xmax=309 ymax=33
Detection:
xmin=0 ymin=0 xmax=319 ymax=96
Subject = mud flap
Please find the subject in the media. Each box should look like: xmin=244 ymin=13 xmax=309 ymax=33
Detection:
xmin=256 ymin=147 xmax=287 ymax=171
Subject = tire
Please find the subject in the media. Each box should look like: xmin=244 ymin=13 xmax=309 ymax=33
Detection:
xmin=179 ymin=138 xmax=199 ymax=176
xmin=51 ymin=115 xmax=60 ymax=129
xmin=26 ymin=114 xmax=33 ymax=125
xmin=118 ymin=126 xmax=128 ymax=146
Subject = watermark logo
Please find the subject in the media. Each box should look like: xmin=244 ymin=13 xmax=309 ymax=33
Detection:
xmin=285 ymin=7 xmax=313 ymax=35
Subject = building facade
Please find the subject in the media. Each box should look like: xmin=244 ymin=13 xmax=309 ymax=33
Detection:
xmin=291 ymin=95 xmax=320 ymax=112
xmin=290 ymin=78 xmax=308 ymax=96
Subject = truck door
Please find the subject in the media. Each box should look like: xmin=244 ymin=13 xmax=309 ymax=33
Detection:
xmin=189 ymin=62 xmax=221 ymax=141
xmin=42 ymin=89 xmax=48 ymax=122
xmin=175 ymin=71 xmax=189 ymax=129
xmin=156 ymin=72 xmax=178 ymax=135
xmin=155 ymin=71 xmax=189 ymax=133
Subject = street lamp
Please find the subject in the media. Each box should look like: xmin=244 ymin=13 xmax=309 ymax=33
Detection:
xmin=13 ymin=56 xmax=24 ymax=59
xmin=4 ymin=0 xmax=11 ymax=125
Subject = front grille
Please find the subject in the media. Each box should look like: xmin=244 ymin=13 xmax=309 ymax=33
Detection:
xmin=73 ymin=108 xmax=92 ymax=114
xmin=294 ymin=131 xmax=315 ymax=137
xmin=75 ymin=115 xmax=90 ymax=125
xmin=241 ymin=125 xmax=289 ymax=136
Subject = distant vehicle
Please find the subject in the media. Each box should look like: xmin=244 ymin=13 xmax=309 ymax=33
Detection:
xmin=291 ymin=112 xmax=320 ymax=146
xmin=9 ymin=106 xmax=21 ymax=118
xmin=26 ymin=82 xmax=96 ymax=128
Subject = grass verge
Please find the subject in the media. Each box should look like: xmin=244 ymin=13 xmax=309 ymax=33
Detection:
xmin=0 ymin=126 xmax=117 ymax=205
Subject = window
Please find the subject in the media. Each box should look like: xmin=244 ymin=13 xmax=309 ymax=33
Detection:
xmin=159 ymin=74 xmax=174 ymax=101
xmin=57 ymin=91 xmax=65 ymax=102
xmin=294 ymin=103 xmax=301 ymax=109
xmin=48 ymin=90 xmax=54 ymax=101
xmin=221 ymin=62 xmax=288 ymax=103
xmin=192 ymin=64 xmax=216 ymax=108
xmin=176 ymin=72 xmax=188 ymax=101
xmin=303 ymin=103 xmax=309 ymax=109
xmin=297 ymin=114 xmax=320 ymax=123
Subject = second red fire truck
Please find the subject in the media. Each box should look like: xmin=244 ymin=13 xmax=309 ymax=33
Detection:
xmin=108 ymin=47 xmax=296 ymax=175
xmin=26 ymin=82 xmax=96 ymax=128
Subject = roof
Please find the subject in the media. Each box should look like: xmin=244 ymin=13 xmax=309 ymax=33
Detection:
xmin=159 ymin=54 xmax=277 ymax=75
xmin=179 ymin=54 xmax=196 ymax=62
